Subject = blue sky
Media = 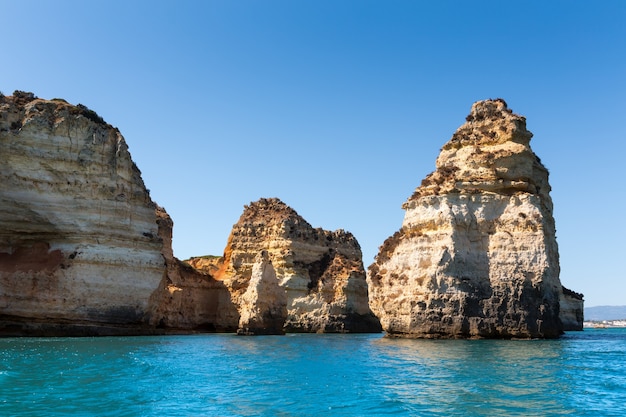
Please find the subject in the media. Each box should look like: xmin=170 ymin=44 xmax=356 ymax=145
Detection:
xmin=2 ymin=1 xmax=624 ymax=307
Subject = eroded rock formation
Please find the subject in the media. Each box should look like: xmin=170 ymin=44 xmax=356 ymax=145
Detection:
xmin=368 ymin=99 xmax=582 ymax=338
xmin=147 ymin=208 xmax=238 ymax=332
xmin=190 ymin=198 xmax=381 ymax=334
xmin=1 ymin=91 xmax=581 ymax=337
xmin=0 ymin=91 xmax=165 ymax=335
xmin=0 ymin=92 xmax=377 ymax=336
xmin=560 ymin=287 xmax=584 ymax=331
xmin=237 ymin=251 xmax=287 ymax=335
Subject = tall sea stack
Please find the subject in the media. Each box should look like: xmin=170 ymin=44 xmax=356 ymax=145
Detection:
xmin=368 ymin=99 xmax=581 ymax=338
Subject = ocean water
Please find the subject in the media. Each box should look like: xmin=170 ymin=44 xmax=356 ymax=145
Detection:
xmin=0 ymin=329 xmax=624 ymax=416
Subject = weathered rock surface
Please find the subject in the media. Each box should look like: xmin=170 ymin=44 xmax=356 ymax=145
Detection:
xmin=147 ymin=208 xmax=238 ymax=332
xmin=191 ymin=198 xmax=381 ymax=333
xmin=368 ymin=99 xmax=581 ymax=338
xmin=560 ymin=287 xmax=584 ymax=331
xmin=0 ymin=91 xmax=376 ymax=336
xmin=0 ymin=91 xmax=165 ymax=335
xmin=237 ymin=251 xmax=287 ymax=335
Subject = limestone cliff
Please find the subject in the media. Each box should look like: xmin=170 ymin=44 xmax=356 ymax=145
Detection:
xmin=368 ymin=99 xmax=581 ymax=338
xmin=191 ymin=198 xmax=381 ymax=333
xmin=0 ymin=91 xmax=165 ymax=335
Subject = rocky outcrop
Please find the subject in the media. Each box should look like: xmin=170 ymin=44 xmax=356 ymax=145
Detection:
xmin=237 ymin=251 xmax=287 ymax=335
xmin=368 ymin=99 xmax=581 ymax=339
xmin=0 ymin=91 xmax=165 ymax=335
xmin=2 ymin=91 xmax=581 ymax=338
xmin=0 ymin=91 xmax=377 ymax=336
xmin=147 ymin=208 xmax=238 ymax=332
xmin=560 ymin=287 xmax=584 ymax=331
xmin=186 ymin=256 xmax=222 ymax=276
xmin=191 ymin=198 xmax=381 ymax=334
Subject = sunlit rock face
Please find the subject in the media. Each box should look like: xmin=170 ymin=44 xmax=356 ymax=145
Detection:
xmin=368 ymin=99 xmax=580 ymax=339
xmin=191 ymin=198 xmax=381 ymax=333
xmin=147 ymin=208 xmax=239 ymax=332
xmin=0 ymin=91 xmax=165 ymax=335
xmin=237 ymin=251 xmax=287 ymax=335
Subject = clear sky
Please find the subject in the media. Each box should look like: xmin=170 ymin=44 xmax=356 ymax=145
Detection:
xmin=2 ymin=1 xmax=624 ymax=307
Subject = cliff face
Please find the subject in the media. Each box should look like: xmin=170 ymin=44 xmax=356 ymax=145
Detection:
xmin=560 ymin=287 xmax=584 ymax=331
xmin=0 ymin=92 xmax=165 ymax=335
xmin=1 ymin=92 xmax=581 ymax=337
xmin=368 ymin=99 xmax=580 ymax=338
xmin=191 ymin=198 xmax=381 ymax=334
xmin=0 ymin=92 xmax=377 ymax=336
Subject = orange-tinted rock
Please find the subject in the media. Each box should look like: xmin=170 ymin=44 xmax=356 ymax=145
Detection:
xmin=191 ymin=198 xmax=381 ymax=334
xmin=147 ymin=207 xmax=238 ymax=332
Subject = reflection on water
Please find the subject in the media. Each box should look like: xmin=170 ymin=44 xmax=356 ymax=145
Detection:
xmin=371 ymin=337 xmax=570 ymax=415
xmin=0 ymin=331 xmax=625 ymax=416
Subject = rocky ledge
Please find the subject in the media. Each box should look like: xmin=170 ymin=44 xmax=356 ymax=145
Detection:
xmin=367 ymin=99 xmax=583 ymax=339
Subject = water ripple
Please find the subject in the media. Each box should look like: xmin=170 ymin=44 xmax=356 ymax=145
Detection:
xmin=0 ymin=330 xmax=624 ymax=416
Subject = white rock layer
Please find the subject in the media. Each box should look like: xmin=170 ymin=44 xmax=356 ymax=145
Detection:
xmin=237 ymin=251 xmax=287 ymax=335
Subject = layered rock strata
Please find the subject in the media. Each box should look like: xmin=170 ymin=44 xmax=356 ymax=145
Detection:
xmin=368 ymin=99 xmax=581 ymax=338
xmin=191 ymin=198 xmax=381 ymax=334
xmin=0 ymin=91 xmax=165 ymax=335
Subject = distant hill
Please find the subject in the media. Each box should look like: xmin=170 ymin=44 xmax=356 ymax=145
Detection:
xmin=584 ymin=306 xmax=626 ymax=321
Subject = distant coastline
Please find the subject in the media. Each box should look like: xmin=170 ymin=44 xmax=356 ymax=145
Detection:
xmin=584 ymin=320 xmax=626 ymax=329
xmin=584 ymin=305 xmax=626 ymax=321
xmin=583 ymin=305 xmax=626 ymax=328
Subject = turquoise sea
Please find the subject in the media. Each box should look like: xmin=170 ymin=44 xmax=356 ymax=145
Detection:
xmin=1 ymin=329 xmax=624 ymax=416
